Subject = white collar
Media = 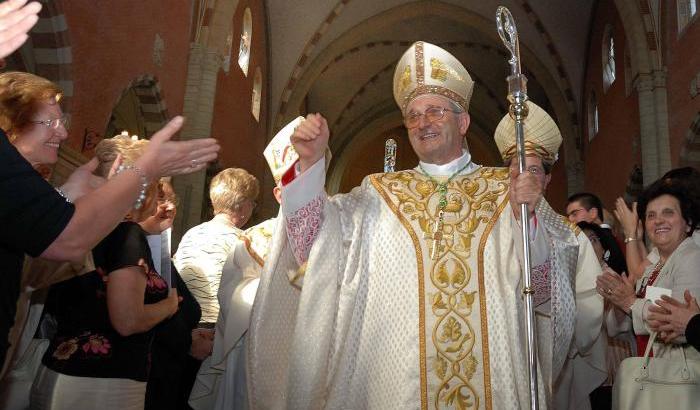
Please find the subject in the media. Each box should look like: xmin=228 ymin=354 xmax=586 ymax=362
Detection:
xmin=416 ymin=150 xmax=479 ymax=176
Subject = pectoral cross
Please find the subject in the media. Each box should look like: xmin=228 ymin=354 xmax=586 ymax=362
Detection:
xmin=424 ymin=210 xmax=445 ymax=260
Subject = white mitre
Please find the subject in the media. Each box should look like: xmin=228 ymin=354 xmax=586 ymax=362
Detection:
xmin=263 ymin=117 xmax=303 ymax=183
xmin=392 ymin=41 xmax=475 ymax=114
xmin=494 ymin=100 xmax=562 ymax=165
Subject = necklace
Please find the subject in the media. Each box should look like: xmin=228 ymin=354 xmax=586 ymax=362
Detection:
xmin=418 ymin=161 xmax=471 ymax=260
xmin=637 ymin=259 xmax=665 ymax=298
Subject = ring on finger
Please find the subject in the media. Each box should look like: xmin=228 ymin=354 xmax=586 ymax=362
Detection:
xmin=190 ymin=159 xmax=198 ymax=168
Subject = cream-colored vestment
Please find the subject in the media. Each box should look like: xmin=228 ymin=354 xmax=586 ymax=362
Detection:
xmin=249 ymin=154 xmax=603 ymax=409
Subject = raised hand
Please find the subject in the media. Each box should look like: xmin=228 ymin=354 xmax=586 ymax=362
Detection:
xmin=613 ymin=198 xmax=640 ymax=240
xmin=290 ymin=113 xmax=329 ymax=172
xmin=0 ymin=0 xmax=41 ymax=58
xmin=135 ymin=116 xmax=220 ymax=180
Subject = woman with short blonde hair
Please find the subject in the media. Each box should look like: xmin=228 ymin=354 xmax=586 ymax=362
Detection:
xmin=174 ymin=168 xmax=259 ymax=326
xmin=209 ymin=167 xmax=260 ymax=216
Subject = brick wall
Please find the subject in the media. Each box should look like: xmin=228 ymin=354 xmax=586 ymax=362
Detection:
xmin=61 ymin=0 xmax=190 ymax=152
xmin=210 ymin=0 xmax=270 ymax=218
xmin=581 ymin=0 xmax=642 ymax=209
xmin=664 ymin=1 xmax=700 ymax=165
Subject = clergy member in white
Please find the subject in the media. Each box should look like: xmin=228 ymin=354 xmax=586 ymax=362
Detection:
xmin=189 ymin=131 xmax=294 ymax=410
xmin=495 ymin=101 xmax=606 ymax=409
xmin=248 ymin=41 xmax=598 ymax=409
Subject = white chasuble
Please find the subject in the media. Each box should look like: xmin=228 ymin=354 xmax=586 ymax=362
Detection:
xmin=370 ymin=168 xmax=541 ymax=409
xmin=248 ymin=165 xmax=584 ymax=410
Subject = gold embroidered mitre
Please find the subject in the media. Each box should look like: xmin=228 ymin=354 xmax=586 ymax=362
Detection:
xmin=392 ymin=41 xmax=475 ymax=114
xmin=494 ymin=101 xmax=562 ymax=164
xmin=264 ymin=117 xmax=303 ymax=183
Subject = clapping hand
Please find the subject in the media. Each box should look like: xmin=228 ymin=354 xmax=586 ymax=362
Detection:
xmin=596 ymin=266 xmax=637 ymax=312
xmin=613 ymin=198 xmax=642 ymax=241
xmin=648 ymin=290 xmax=700 ymax=343
xmin=135 ymin=116 xmax=220 ymax=180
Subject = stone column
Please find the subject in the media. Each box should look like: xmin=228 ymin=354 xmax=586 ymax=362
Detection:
xmin=566 ymin=160 xmax=585 ymax=195
xmin=171 ymin=42 xmax=221 ymax=246
xmin=636 ymin=70 xmax=672 ymax=186
xmin=652 ymin=69 xmax=672 ymax=174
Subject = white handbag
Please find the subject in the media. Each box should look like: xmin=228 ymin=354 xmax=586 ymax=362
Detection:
xmin=612 ymin=332 xmax=700 ymax=409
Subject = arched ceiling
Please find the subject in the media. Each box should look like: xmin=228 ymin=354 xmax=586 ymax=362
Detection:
xmin=263 ymin=0 xmax=595 ymax=186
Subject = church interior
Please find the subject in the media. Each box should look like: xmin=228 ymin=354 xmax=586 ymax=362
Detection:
xmin=4 ymin=0 xmax=699 ymax=246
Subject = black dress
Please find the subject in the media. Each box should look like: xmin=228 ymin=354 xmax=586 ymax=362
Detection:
xmin=145 ymin=265 xmax=202 ymax=410
xmin=42 ymin=222 xmax=168 ymax=382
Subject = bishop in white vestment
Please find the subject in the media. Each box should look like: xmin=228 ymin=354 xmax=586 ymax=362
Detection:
xmin=495 ymin=101 xmax=606 ymax=409
xmin=248 ymin=41 xmax=601 ymax=410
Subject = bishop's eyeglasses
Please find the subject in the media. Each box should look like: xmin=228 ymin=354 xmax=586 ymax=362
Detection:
xmin=30 ymin=116 xmax=69 ymax=130
xmin=404 ymin=106 xmax=457 ymax=129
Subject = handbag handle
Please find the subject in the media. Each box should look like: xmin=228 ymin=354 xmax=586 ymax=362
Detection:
xmin=639 ymin=332 xmax=693 ymax=381
xmin=641 ymin=332 xmax=658 ymax=366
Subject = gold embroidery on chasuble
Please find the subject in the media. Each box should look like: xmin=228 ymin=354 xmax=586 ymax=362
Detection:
xmin=370 ymin=168 xmax=510 ymax=409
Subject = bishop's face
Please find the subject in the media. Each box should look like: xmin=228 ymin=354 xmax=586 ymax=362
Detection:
xmin=404 ymin=94 xmax=469 ymax=165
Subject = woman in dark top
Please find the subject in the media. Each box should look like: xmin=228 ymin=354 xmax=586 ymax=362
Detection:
xmin=0 ymin=71 xmax=219 ymax=374
xmin=139 ymin=179 xmax=212 ymax=409
xmin=30 ymin=135 xmax=180 ymax=410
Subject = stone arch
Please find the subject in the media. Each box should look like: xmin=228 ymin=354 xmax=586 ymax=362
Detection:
xmin=7 ymin=0 xmax=73 ymax=112
xmin=613 ymin=0 xmax=660 ymax=74
xmin=679 ymin=113 xmax=700 ymax=169
xmin=105 ymin=74 xmax=169 ymax=139
xmin=281 ymin=1 xmax=582 ymax=194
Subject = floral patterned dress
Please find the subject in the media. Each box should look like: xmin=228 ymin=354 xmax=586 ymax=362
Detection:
xmin=42 ymin=222 xmax=168 ymax=382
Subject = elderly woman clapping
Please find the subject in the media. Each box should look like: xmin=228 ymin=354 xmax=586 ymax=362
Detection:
xmin=0 ymin=71 xmax=219 ymax=375
xmin=597 ymin=180 xmax=700 ymax=355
